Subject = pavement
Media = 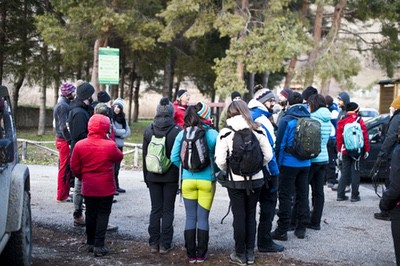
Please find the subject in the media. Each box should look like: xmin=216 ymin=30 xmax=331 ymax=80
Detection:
xmin=29 ymin=165 xmax=396 ymax=265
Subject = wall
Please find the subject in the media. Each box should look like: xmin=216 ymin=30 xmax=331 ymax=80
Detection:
xmin=16 ymin=106 xmax=53 ymax=128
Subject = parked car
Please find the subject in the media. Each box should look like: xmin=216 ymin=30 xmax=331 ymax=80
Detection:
xmin=358 ymin=107 xmax=379 ymax=122
xmin=359 ymin=113 xmax=390 ymax=178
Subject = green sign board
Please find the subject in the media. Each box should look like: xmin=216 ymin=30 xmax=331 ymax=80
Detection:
xmin=98 ymin=48 xmax=120 ymax=85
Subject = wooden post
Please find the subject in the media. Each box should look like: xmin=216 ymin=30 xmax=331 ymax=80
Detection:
xmin=134 ymin=145 xmax=139 ymax=168
xmin=22 ymin=141 xmax=27 ymax=161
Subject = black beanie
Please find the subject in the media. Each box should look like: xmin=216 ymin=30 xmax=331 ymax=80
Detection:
xmin=97 ymin=91 xmax=111 ymax=103
xmin=288 ymin=91 xmax=303 ymax=105
xmin=177 ymin=89 xmax=188 ymax=99
xmin=231 ymin=91 xmax=241 ymax=101
xmin=156 ymin=97 xmax=174 ymax=117
xmin=76 ymin=82 xmax=95 ymax=100
xmin=302 ymin=86 xmax=318 ymax=101
xmin=346 ymin=102 xmax=359 ymax=112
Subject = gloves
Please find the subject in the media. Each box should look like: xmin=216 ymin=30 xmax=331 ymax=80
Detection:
xmin=364 ymin=152 xmax=369 ymax=159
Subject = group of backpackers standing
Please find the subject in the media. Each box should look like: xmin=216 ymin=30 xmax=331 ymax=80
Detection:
xmin=141 ymin=86 xmax=375 ymax=265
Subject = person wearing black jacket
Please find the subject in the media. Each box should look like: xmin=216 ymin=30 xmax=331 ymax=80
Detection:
xmin=375 ymin=96 xmax=400 ymax=221
xmin=379 ymin=129 xmax=400 ymax=265
xmin=142 ymin=97 xmax=181 ymax=255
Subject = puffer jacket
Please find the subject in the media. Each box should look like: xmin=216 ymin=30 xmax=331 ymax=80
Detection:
xmin=113 ymin=119 xmax=131 ymax=148
xmin=380 ymin=143 xmax=400 ymax=211
xmin=248 ymin=99 xmax=276 ymax=142
xmin=68 ymin=98 xmax=93 ymax=150
xmin=54 ymin=96 xmax=71 ymax=141
xmin=336 ymin=112 xmax=370 ymax=155
xmin=170 ymin=124 xmax=219 ymax=182
xmin=215 ymin=115 xmax=273 ymax=189
xmin=71 ymin=114 xmax=123 ymax=197
xmin=310 ymin=107 xmax=332 ymax=164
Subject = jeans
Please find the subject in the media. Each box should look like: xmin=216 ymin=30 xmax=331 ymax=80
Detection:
xmin=84 ymin=196 xmax=113 ymax=247
xmin=277 ymin=166 xmax=310 ymax=232
xmin=228 ymin=187 xmax=261 ymax=255
xmin=326 ymin=139 xmax=338 ymax=184
xmin=147 ymin=181 xmax=178 ymax=249
xmin=73 ymin=178 xmax=83 ymax=218
xmin=391 ymin=206 xmax=400 ymax=266
xmin=257 ymin=185 xmax=278 ymax=249
xmin=55 ymin=138 xmax=70 ymax=201
xmin=308 ymin=163 xmax=327 ymax=226
xmin=337 ymin=154 xmax=360 ymax=198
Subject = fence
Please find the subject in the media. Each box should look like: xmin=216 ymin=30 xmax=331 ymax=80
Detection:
xmin=17 ymin=139 xmax=143 ymax=168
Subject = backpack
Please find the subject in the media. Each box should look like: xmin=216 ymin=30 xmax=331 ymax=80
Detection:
xmin=180 ymin=126 xmax=210 ymax=172
xmin=343 ymin=117 xmax=364 ymax=158
xmin=287 ymin=117 xmax=321 ymax=160
xmin=227 ymin=127 xmax=264 ymax=177
xmin=145 ymin=125 xmax=173 ymax=174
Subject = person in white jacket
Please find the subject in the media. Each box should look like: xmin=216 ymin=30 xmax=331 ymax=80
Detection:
xmin=215 ymin=100 xmax=273 ymax=266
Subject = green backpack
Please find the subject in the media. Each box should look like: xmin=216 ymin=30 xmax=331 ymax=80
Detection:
xmin=145 ymin=125 xmax=173 ymax=174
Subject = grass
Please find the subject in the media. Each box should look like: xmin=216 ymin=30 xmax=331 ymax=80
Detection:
xmin=16 ymin=119 xmax=152 ymax=167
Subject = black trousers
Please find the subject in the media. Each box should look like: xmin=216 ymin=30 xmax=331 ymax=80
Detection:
xmin=337 ymin=154 xmax=360 ymax=198
xmin=308 ymin=163 xmax=327 ymax=226
xmin=147 ymin=181 xmax=178 ymax=249
xmin=326 ymin=139 xmax=338 ymax=184
xmin=84 ymin=195 xmax=113 ymax=247
xmin=257 ymin=185 xmax=278 ymax=249
xmin=391 ymin=206 xmax=400 ymax=266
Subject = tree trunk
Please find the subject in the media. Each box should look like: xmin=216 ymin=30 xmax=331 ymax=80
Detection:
xmin=262 ymin=71 xmax=270 ymax=88
xmin=163 ymin=46 xmax=175 ymax=98
xmin=91 ymin=36 xmax=108 ymax=92
xmin=11 ymin=75 xmax=24 ymax=118
xmin=0 ymin=1 xmax=6 ymax=84
xmin=38 ymin=45 xmax=48 ymax=135
xmin=248 ymin=73 xmax=255 ymax=93
xmin=127 ymin=63 xmax=136 ymax=124
xmin=133 ymin=77 xmax=141 ymax=123
xmin=235 ymin=0 xmax=248 ymax=84
xmin=119 ymin=45 xmax=126 ymax=99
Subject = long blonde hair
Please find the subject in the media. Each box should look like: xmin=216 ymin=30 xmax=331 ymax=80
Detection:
xmin=227 ymin=100 xmax=260 ymax=130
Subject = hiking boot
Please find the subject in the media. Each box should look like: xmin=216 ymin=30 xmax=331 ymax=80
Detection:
xmin=336 ymin=196 xmax=349 ymax=201
xmin=150 ymin=244 xmax=159 ymax=253
xmin=307 ymin=224 xmax=321 ymax=230
xmin=116 ymin=187 xmax=126 ymax=193
xmin=271 ymin=229 xmax=288 ymax=241
xmin=94 ymin=246 xmax=109 ymax=257
xmin=229 ymin=252 xmax=246 ymax=266
xmin=374 ymin=211 xmax=390 ymax=221
xmin=294 ymin=229 xmax=306 ymax=239
xmin=106 ymin=224 xmax=118 ymax=232
xmin=73 ymin=215 xmax=85 ymax=227
xmin=258 ymin=242 xmax=285 ymax=253
xmin=159 ymin=244 xmax=174 ymax=254
xmin=246 ymin=249 xmax=255 ymax=265
xmin=87 ymin=244 xmax=94 ymax=253
xmin=351 ymin=196 xmax=361 ymax=202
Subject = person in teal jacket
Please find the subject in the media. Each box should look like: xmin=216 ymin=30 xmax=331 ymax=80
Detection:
xmin=170 ymin=102 xmax=218 ymax=264
xmin=307 ymin=94 xmax=332 ymax=230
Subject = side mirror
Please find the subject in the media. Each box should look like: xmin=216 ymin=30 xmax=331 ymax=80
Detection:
xmin=0 ymin=138 xmax=13 ymax=163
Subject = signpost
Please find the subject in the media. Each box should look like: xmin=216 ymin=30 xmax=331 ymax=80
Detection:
xmin=98 ymin=47 xmax=120 ymax=93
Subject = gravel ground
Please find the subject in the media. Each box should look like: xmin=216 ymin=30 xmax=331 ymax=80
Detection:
xmin=29 ymin=165 xmax=396 ymax=265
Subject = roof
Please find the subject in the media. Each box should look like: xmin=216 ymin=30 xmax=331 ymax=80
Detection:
xmin=377 ymin=79 xmax=400 ymax=85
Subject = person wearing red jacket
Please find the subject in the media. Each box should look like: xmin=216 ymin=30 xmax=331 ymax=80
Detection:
xmin=173 ymin=89 xmax=190 ymax=128
xmin=71 ymin=114 xmax=123 ymax=257
xmin=336 ymin=102 xmax=370 ymax=202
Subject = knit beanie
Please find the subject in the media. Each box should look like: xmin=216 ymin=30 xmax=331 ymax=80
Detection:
xmin=280 ymin=88 xmax=292 ymax=99
xmin=97 ymin=91 xmax=111 ymax=103
xmin=231 ymin=91 xmax=241 ymax=101
xmin=156 ymin=97 xmax=174 ymax=117
xmin=177 ymin=89 xmax=188 ymax=100
xmin=302 ymin=86 xmax=318 ymax=101
xmin=94 ymin=102 xmax=109 ymax=115
xmin=391 ymin=96 xmax=400 ymax=110
xmin=196 ymin=102 xmax=211 ymax=120
xmin=255 ymin=89 xmax=275 ymax=103
xmin=76 ymin=82 xmax=95 ymax=100
xmin=113 ymin=98 xmax=125 ymax=110
xmin=337 ymin=92 xmax=350 ymax=105
xmin=346 ymin=102 xmax=359 ymax=112
xmin=288 ymin=92 xmax=303 ymax=105
xmin=60 ymin=82 xmax=76 ymax=97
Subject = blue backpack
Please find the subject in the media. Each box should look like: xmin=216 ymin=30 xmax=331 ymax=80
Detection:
xmin=343 ymin=117 xmax=364 ymax=158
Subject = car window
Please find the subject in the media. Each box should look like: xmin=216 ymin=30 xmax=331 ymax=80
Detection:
xmin=359 ymin=110 xmax=378 ymax=117
xmin=368 ymin=124 xmax=383 ymax=142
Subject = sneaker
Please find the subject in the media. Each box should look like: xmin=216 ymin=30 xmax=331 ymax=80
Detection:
xmin=87 ymin=244 xmax=94 ymax=253
xmin=326 ymin=182 xmax=334 ymax=188
xmin=246 ymin=249 xmax=255 ymax=265
xmin=258 ymin=242 xmax=285 ymax=253
xmin=106 ymin=224 xmax=118 ymax=232
xmin=229 ymin=252 xmax=246 ymax=266
xmin=271 ymin=229 xmax=288 ymax=241
xmin=374 ymin=212 xmax=390 ymax=221
xmin=294 ymin=229 xmax=306 ymax=239
xmin=307 ymin=224 xmax=321 ymax=230
xmin=94 ymin=246 xmax=109 ymax=257
xmin=336 ymin=196 xmax=349 ymax=201
xmin=351 ymin=196 xmax=361 ymax=202
xmin=188 ymin=257 xmax=197 ymax=264
xmin=159 ymin=244 xmax=174 ymax=254
xmin=116 ymin=187 xmax=126 ymax=193
xmin=150 ymin=244 xmax=159 ymax=253
xmin=73 ymin=215 xmax=85 ymax=227
xmin=196 ymin=256 xmax=206 ymax=263
xmin=331 ymin=184 xmax=339 ymax=191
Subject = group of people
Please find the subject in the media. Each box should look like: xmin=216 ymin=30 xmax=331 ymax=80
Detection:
xmin=53 ymin=81 xmax=131 ymax=257
xmin=141 ymin=86 xmax=378 ymax=265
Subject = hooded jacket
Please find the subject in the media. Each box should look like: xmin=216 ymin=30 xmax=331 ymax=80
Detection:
xmin=338 ymin=92 xmax=350 ymax=120
xmin=71 ymin=114 xmax=123 ymax=197
xmin=378 ymin=109 xmax=400 ymax=160
xmin=380 ymin=143 xmax=400 ymax=211
xmin=336 ymin=112 xmax=370 ymax=155
xmin=248 ymin=99 xmax=276 ymax=142
xmin=68 ymin=98 xmax=94 ymax=150
xmin=54 ymin=96 xmax=72 ymax=141
xmin=310 ymin=107 xmax=332 ymax=164
xmin=275 ymin=104 xmax=311 ymax=167
xmin=113 ymin=118 xmax=131 ymax=148
xmin=215 ymin=115 xmax=273 ymax=189
xmin=173 ymin=100 xmax=187 ymax=128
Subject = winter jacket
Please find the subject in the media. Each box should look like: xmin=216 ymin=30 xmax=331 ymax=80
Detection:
xmin=215 ymin=115 xmax=273 ymax=189
xmin=54 ymin=96 xmax=71 ymax=141
xmin=378 ymin=110 xmax=400 ymax=160
xmin=310 ymin=107 xmax=332 ymax=164
xmin=380 ymin=143 xmax=400 ymax=211
xmin=328 ymin=102 xmax=339 ymax=140
xmin=170 ymin=124 xmax=218 ymax=182
xmin=71 ymin=114 xmax=123 ymax=197
xmin=68 ymin=99 xmax=93 ymax=151
xmin=338 ymin=92 xmax=350 ymax=120
xmin=336 ymin=112 xmax=370 ymax=155
xmin=173 ymin=101 xmax=187 ymax=128
xmin=113 ymin=119 xmax=131 ymax=148
xmin=142 ymin=115 xmax=182 ymax=184
xmin=275 ymin=104 xmax=311 ymax=168
xmin=248 ymin=99 xmax=276 ymax=142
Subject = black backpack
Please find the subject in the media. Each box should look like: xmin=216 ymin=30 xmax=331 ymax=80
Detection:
xmin=180 ymin=126 xmax=210 ymax=172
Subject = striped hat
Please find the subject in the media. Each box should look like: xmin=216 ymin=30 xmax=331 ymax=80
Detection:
xmin=196 ymin=102 xmax=211 ymax=120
